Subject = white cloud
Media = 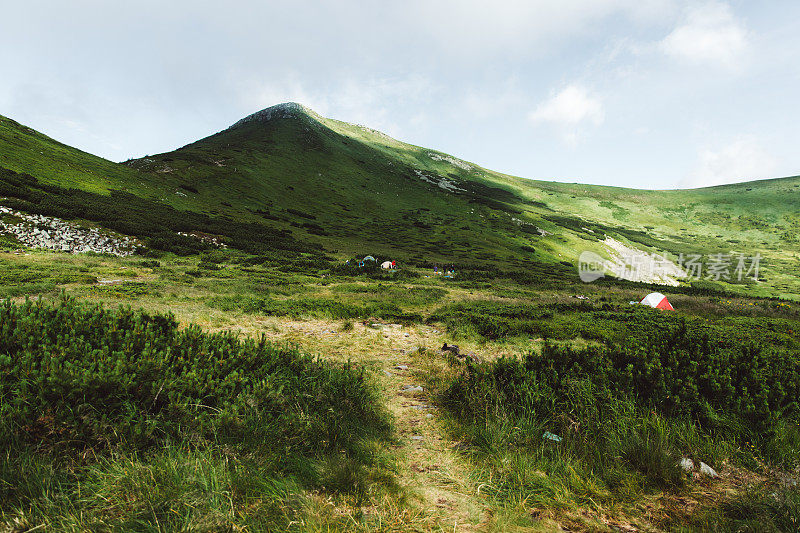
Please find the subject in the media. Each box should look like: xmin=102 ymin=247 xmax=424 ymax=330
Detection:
xmin=400 ymin=0 xmax=677 ymax=58
xmin=459 ymin=77 xmax=527 ymax=119
xmin=686 ymin=136 xmax=777 ymax=187
xmin=529 ymin=84 xmax=604 ymax=144
xmin=660 ymin=1 xmax=748 ymax=69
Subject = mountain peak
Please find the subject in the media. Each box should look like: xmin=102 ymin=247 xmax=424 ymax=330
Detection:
xmin=229 ymin=102 xmax=317 ymax=129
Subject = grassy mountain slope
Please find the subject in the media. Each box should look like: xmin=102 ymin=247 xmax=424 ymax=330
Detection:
xmin=127 ymin=103 xmax=555 ymax=267
xmin=0 ymin=115 xmax=165 ymax=195
xmin=1 ymin=103 xmax=798 ymax=296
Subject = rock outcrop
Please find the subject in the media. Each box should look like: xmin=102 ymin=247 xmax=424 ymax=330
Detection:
xmin=0 ymin=204 xmax=140 ymax=256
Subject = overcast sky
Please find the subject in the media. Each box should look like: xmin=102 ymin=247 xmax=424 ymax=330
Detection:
xmin=1 ymin=1 xmax=798 ymax=189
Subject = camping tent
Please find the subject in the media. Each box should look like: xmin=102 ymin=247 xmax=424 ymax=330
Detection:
xmin=362 ymin=256 xmax=376 ymax=262
xmin=381 ymin=261 xmax=393 ymax=269
xmin=639 ymin=292 xmax=674 ymax=310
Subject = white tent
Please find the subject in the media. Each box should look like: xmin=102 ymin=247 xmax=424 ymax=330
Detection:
xmin=640 ymin=292 xmax=674 ymax=310
xmin=381 ymin=261 xmax=393 ymax=269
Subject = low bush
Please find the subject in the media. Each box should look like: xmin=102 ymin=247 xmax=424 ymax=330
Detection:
xmin=431 ymin=299 xmax=800 ymax=351
xmin=0 ymin=299 xmax=389 ymax=501
xmin=436 ymin=322 xmax=800 ymax=509
xmin=90 ymin=281 xmax=150 ymax=298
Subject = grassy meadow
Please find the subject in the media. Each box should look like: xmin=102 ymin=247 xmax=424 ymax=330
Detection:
xmin=0 ymin=244 xmax=798 ymax=531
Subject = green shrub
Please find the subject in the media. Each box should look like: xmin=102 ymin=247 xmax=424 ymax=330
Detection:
xmin=0 ymin=297 xmax=390 ymax=461
xmin=437 ymin=321 xmax=800 ymax=506
xmin=446 ymin=323 xmax=799 ymax=437
xmin=0 ymin=298 xmax=393 ymax=529
xmin=90 ymin=281 xmax=150 ymax=298
xmin=429 ymin=301 xmax=561 ymax=340
xmin=0 ymin=281 xmax=57 ymax=298
xmin=0 ymin=232 xmax=20 ymax=249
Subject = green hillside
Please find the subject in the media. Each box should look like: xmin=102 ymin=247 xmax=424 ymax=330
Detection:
xmin=0 ymin=114 xmax=164 ymax=195
xmin=1 ymin=103 xmax=798 ymax=297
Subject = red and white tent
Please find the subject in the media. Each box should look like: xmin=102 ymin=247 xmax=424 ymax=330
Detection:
xmin=639 ymin=292 xmax=674 ymax=310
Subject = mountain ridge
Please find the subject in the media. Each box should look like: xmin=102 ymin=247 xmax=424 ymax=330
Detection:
xmin=225 ymin=102 xmax=800 ymax=192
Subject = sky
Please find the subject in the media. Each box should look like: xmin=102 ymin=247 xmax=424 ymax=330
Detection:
xmin=1 ymin=0 xmax=798 ymax=189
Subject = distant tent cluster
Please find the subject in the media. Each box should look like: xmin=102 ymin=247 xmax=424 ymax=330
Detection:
xmin=355 ymin=256 xmax=396 ymax=269
xmin=432 ymin=265 xmax=456 ymax=278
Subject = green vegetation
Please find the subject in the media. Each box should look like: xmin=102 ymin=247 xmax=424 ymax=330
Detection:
xmin=430 ymin=296 xmax=800 ymax=346
xmin=0 ymin=297 xmax=391 ymax=530
xmin=430 ymin=320 xmax=800 ymax=528
xmin=0 ymin=115 xmax=150 ymax=194
xmin=0 ymin=167 xmax=316 ymax=256
xmin=0 ymin=245 xmax=798 ymax=529
xmin=694 ymin=485 xmax=800 ymax=531
xmin=2 ymin=103 xmax=800 ymax=529
xmin=442 ymin=323 xmax=800 ymax=453
xmin=207 ymin=294 xmax=423 ymax=322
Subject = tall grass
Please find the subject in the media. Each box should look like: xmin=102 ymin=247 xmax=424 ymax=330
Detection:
xmin=689 ymin=484 xmax=800 ymax=532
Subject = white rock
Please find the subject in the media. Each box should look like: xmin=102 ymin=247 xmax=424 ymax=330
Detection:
xmin=679 ymin=458 xmax=695 ymax=472
xmin=699 ymin=462 xmax=719 ymax=478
